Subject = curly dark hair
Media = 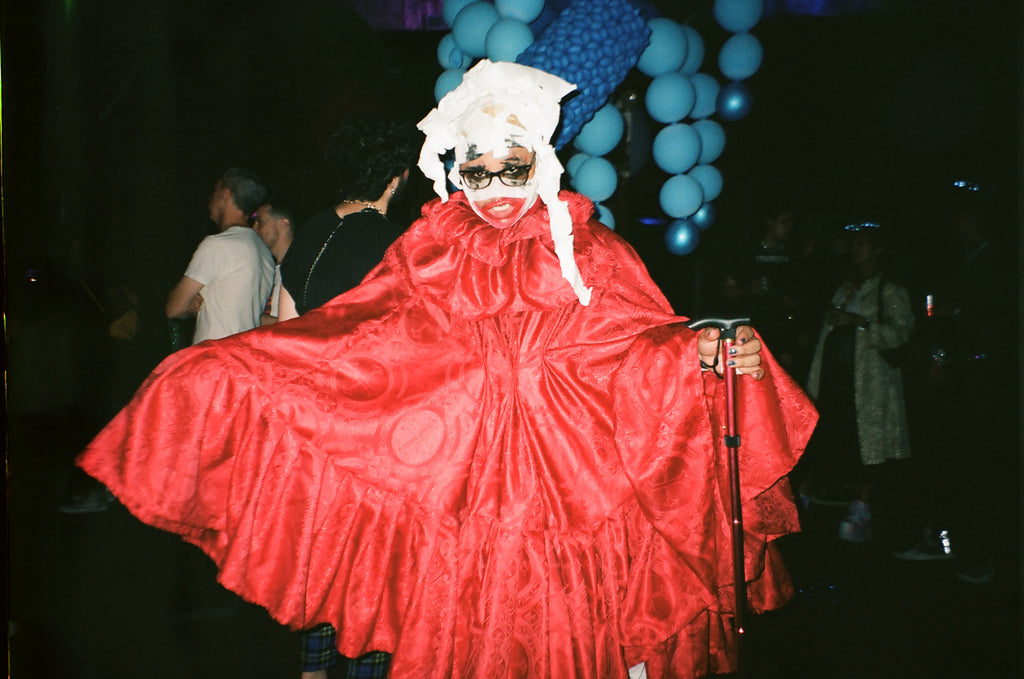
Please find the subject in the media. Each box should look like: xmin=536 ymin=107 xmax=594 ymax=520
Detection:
xmin=324 ymin=114 xmax=420 ymax=203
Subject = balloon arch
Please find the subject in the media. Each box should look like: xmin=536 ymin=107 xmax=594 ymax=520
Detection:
xmin=434 ymin=0 xmax=766 ymax=256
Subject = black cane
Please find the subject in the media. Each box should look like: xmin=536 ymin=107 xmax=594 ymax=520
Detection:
xmin=687 ymin=317 xmax=750 ymax=660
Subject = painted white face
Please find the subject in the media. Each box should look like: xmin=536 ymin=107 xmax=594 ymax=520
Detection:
xmin=416 ymin=60 xmax=591 ymax=304
xmin=458 ymin=146 xmax=539 ymax=229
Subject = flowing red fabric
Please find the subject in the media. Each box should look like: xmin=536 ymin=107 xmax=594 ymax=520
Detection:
xmin=78 ymin=192 xmax=817 ymax=678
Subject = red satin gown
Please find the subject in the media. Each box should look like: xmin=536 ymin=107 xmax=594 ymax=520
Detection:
xmin=78 ymin=191 xmax=817 ymax=678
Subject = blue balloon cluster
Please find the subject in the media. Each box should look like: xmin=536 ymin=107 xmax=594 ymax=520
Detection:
xmin=711 ymin=0 xmax=761 ymax=122
xmin=433 ymin=0 xmax=768 ymax=257
xmin=632 ymin=1 xmax=764 ymax=254
xmin=516 ymin=0 xmax=650 ymax=149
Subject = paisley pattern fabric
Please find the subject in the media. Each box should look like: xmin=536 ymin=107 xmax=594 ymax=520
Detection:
xmin=78 ymin=191 xmax=817 ymax=678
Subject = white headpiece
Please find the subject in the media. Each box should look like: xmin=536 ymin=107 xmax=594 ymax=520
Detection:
xmin=417 ymin=60 xmax=592 ymax=306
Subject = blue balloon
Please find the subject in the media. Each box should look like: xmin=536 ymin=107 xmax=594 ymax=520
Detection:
xmin=679 ymin=25 xmax=705 ymax=75
xmin=573 ymin=156 xmax=618 ymax=203
xmin=637 ymin=18 xmax=688 ymax=77
xmin=566 ymin=152 xmax=590 ymax=178
xmin=495 ymin=0 xmax=545 ymax=23
xmin=573 ymin=103 xmax=624 ymax=157
xmin=716 ymin=81 xmax=753 ymax=121
xmin=659 ymin=174 xmax=703 ymax=218
xmin=645 ymin=72 xmax=696 ymax=124
xmin=665 ymin=219 xmax=700 ymax=255
xmin=595 ymin=203 xmax=616 ymax=230
xmin=718 ymin=33 xmax=763 ymax=81
xmin=486 ymin=18 xmax=534 ymax=62
xmin=713 ymin=0 xmax=764 ymax=33
xmin=452 ymin=1 xmax=500 ymax=58
xmin=437 ymin=33 xmax=469 ymax=70
xmin=443 ymin=0 xmax=477 ymax=27
xmin=691 ymin=202 xmax=717 ymax=230
xmin=652 ymin=124 xmax=701 ymax=175
xmin=689 ymin=73 xmax=720 ymax=120
xmin=688 ymin=164 xmax=723 ymax=201
xmin=692 ymin=119 xmax=726 ymax=164
xmin=434 ymin=68 xmax=467 ymax=102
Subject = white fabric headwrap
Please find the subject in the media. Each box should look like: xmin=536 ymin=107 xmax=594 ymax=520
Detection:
xmin=417 ymin=60 xmax=592 ymax=306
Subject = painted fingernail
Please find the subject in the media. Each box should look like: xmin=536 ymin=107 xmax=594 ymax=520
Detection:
xmin=728 ymin=359 xmax=736 ymax=367
xmin=729 ymin=347 xmax=737 ymax=355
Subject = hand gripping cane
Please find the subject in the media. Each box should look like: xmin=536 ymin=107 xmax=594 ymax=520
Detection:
xmin=687 ymin=318 xmax=751 ymax=658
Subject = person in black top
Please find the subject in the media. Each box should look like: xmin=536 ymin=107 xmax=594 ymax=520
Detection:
xmin=280 ymin=115 xmax=419 ymax=321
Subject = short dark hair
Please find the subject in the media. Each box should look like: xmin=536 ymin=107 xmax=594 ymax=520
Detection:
xmin=264 ymin=187 xmax=302 ymax=235
xmin=221 ymin=167 xmax=268 ymax=215
xmin=324 ymin=115 xmax=419 ymax=203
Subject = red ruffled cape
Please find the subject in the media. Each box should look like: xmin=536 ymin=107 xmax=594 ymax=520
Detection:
xmin=79 ymin=192 xmax=817 ymax=678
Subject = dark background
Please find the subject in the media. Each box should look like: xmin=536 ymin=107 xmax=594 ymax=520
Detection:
xmin=3 ymin=1 xmax=1021 ymax=677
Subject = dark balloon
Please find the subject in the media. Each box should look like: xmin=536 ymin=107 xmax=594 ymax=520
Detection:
xmin=716 ymin=81 xmax=753 ymax=121
xmin=665 ymin=218 xmax=700 ymax=255
xmin=691 ymin=202 xmax=716 ymax=230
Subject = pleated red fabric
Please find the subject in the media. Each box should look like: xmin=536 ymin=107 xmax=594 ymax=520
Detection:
xmin=78 ymin=191 xmax=817 ymax=678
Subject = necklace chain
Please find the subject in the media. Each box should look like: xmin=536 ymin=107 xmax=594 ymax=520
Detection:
xmin=340 ymin=199 xmax=383 ymax=215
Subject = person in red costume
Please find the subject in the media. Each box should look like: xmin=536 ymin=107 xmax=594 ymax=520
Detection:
xmin=78 ymin=60 xmax=816 ymax=679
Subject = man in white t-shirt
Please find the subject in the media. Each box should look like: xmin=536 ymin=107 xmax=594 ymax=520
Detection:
xmin=166 ymin=168 xmax=275 ymax=343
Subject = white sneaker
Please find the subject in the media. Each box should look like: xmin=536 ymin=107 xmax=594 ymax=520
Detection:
xmin=893 ymin=529 xmax=955 ymax=561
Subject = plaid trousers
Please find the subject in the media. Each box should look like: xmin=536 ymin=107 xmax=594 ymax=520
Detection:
xmin=300 ymin=623 xmax=391 ymax=678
